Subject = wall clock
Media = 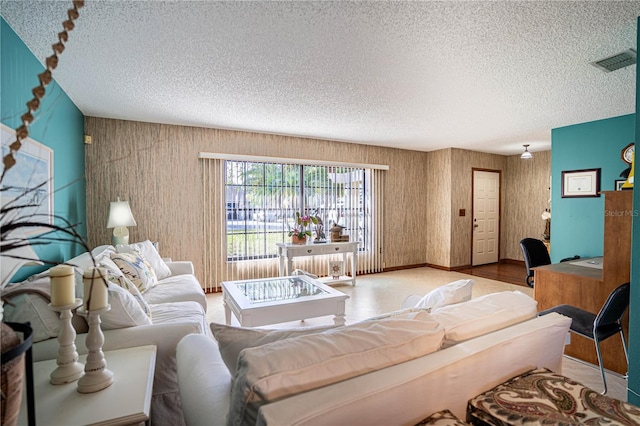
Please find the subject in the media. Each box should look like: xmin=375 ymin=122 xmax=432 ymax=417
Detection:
xmin=621 ymin=143 xmax=634 ymax=164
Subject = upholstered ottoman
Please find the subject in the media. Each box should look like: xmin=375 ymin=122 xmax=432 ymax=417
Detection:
xmin=466 ymin=368 xmax=640 ymax=425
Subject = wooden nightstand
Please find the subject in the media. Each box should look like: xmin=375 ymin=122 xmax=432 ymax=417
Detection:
xmin=18 ymin=345 xmax=156 ymax=426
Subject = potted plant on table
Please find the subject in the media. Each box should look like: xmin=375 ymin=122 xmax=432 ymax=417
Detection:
xmin=288 ymin=212 xmax=318 ymax=244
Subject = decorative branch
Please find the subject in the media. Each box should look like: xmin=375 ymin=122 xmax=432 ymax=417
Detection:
xmin=0 ymin=1 xmax=107 ymax=307
xmin=1 ymin=0 xmax=84 ymax=183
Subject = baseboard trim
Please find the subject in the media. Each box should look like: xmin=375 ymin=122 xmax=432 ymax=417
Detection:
xmin=425 ymin=263 xmax=456 ymax=271
xmin=501 ymin=258 xmax=525 ymax=266
xmin=428 ymin=259 xmax=525 ymax=271
xmin=383 ymin=263 xmax=428 ymax=272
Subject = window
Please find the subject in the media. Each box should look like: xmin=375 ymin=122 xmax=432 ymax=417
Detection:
xmin=200 ymin=153 xmax=385 ymax=291
xmin=225 ymin=160 xmax=367 ymax=261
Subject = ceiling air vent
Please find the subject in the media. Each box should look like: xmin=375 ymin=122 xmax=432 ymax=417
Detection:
xmin=591 ymin=49 xmax=636 ymax=72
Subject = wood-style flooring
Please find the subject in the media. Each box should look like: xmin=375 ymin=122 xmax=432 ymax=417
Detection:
xmin=457 ymin=261 xmax=529 ymax=287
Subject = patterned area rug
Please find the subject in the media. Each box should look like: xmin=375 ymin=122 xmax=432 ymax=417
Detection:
xmin=467 ymin=368 xmax=640 ymax=425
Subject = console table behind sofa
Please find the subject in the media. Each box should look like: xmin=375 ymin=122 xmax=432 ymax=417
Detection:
xmin=276 ymin=241 xmax=358 ymax=286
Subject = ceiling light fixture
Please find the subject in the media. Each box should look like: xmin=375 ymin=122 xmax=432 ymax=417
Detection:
xmin=521 ymin=144 xmax=532 ymax=159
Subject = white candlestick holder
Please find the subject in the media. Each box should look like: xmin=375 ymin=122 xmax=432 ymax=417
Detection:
xmin=48 ymin=299 xmax=85 ymax=384
xmin=76 ymin=304 xmax=114 ymax=393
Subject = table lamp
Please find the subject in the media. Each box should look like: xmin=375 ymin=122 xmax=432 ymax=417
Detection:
xmin=106 ymin=197 xmax=137 ymax=245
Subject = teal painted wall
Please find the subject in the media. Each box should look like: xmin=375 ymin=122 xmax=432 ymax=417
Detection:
xmin=627 ymin=17 xmax=640 ymax=406
xmin=1 ymin=18 xmax=86 ymax=280
xmin=550 ymin=114 xmax=636 ymax=263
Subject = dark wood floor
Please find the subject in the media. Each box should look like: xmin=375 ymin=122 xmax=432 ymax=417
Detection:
xmin=457 ymin=261 xmax=529 ymax=288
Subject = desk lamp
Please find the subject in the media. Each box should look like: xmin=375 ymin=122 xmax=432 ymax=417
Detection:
xmin=106 ymin=197 xmax=137 ymax=245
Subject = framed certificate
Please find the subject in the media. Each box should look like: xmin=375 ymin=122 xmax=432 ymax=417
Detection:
xmin=561 ymin=168 xmax=601 ymax=198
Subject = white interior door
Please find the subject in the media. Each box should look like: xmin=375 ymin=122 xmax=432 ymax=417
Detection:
xmin=472 ymin=170 xmax=500 ymax=266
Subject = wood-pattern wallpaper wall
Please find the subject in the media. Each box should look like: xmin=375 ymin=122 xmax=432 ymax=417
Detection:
xmin=84 ymin=117 xmax=551 ymax=284
xmin=423 ymin=148 xmax=551 ymax=269
xmin=84 ymin=117 xmax=430 ymax=287
xmin=426 ymin=148 xmax=452 ymax=268
xmin=503 ymin=150 xmax=551 ymax=260
xmin=450 ymin=148 xmax=507 ymax=268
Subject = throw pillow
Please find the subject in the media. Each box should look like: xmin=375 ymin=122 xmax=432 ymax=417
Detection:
xmin=430 ymin=290 xmax=538 ymax=348
xmin=98 ymin=258 xmax=152 ymax=319
xmin=62 ymin=244 xmax=115 ymax=272
xmin=100 ymin=281 xmax=153 ymax=330
xmin=228 ymin=311 xmax=444 ymax=426
xmin=412 ymin=279 xmax=474 ymax=311
xmin=1 ymin=274 xmax=88 ymax=340
xmin=210 ymin=323 xmax=338 ymax=376
xmin=110 ymin=250 xmax=158 ymax=293
xmin=2 ymin=286 xmax=61 ymax=343
xmin=116 ymin=240 xmax=172 ymax=280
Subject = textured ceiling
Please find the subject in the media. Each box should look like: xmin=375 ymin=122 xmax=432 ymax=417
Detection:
xmin=1 ymin=1 xmax=639 ymax=155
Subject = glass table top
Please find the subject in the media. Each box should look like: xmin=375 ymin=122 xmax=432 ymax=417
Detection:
xmin=235 ymin=277 xmax=328 ymax=304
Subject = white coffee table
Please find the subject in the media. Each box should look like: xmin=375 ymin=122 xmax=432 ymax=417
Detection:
xmin=222 ymin=275 xmax=349 ymax=327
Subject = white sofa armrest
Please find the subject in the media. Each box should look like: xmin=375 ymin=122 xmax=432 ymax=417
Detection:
xmin=177 ymin=334 xmax=232 ymax=426
xmin=166 ymin=260 xmax=195 ymax=276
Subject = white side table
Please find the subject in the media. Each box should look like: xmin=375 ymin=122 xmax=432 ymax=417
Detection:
xmin=276 ymin=241 xmax=358 ymax=286
xmin=18 ymin=345 xmax=156 ymax=426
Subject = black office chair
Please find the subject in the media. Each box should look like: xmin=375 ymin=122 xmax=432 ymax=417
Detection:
xmin=519 ymin=238 xmax=551 ymax=287
xmin=538 ymin=282 xmax=630 ymax=394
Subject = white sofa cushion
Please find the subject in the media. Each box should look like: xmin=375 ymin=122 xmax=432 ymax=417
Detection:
xmin=101 ymin=282 xmax=153 ymax=330
xmin=228 ymin=311 xmax=444 ymax=426
xmin=150 ymin=301 xmax=208 ymax=335
xmin=430 ymin=291 xmax=537 ymax=347
xmin=143 ymin=273 xmax=207 ymax=312
xmin=211 ymin=307 xmax=429 ymax=377
xmin=210 ymin=323 xmax=337 ymax=376
xmin=411 ymin=279 xmax=474 ymax=311
xmin=117 ymin=240 xmax=172 ymax=280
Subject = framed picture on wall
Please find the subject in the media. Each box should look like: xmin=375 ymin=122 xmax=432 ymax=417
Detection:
xmin=1 ymin=123 xmax=54 ymax=235
xmin=561 ymin=168 xmax=601 ymax=198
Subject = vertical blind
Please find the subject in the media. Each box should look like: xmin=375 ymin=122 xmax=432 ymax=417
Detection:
xmin=200 ymin=153 xmax=387 ymax=292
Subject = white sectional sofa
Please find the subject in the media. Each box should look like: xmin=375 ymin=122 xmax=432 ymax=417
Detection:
xmin=2 ymin=242 xmax=208 ymax=426
xmin=176 ymin=291 xmax=572 ymax=426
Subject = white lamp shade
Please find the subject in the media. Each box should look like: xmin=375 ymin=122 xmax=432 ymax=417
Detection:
xmin=106 ymin=200 xmax=137 ymax=228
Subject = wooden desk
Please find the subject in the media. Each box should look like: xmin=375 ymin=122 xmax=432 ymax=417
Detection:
xmin=533 ymin=191 xmax=631 ymax=375
xmin=533 ymin=260 xmax=603 ymax=315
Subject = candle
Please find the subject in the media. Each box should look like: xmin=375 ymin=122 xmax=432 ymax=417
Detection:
xmin=50 ymin=265 xmax=76 ymax=307
xmin=83 ymin=267 xmax=109 ymax=311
